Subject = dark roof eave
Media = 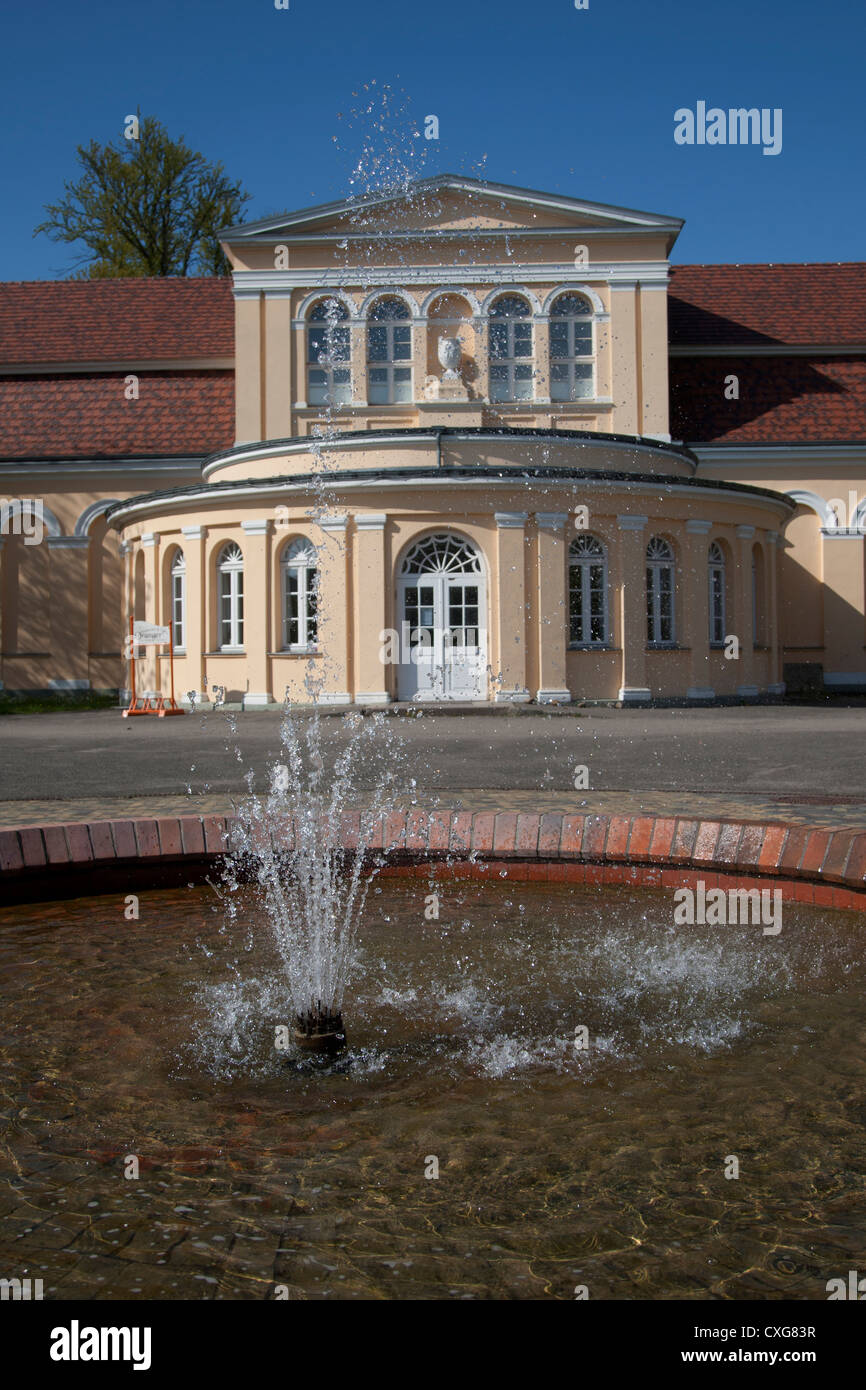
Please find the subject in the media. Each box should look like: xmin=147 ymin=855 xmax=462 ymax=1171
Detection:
xmin=105 ymin=463 xmax=795 ymax=527
xmin=202 ymin=425 xmax=700 ymax=471
xmin=0 ymin=452 xmax=209 ymax=467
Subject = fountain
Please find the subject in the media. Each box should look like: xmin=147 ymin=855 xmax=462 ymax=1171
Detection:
xmin=220 ymin=694 xmax=408 ymax=1057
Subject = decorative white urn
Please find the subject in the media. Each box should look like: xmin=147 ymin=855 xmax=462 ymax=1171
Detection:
xmin=437 ymin=335 xmax=462 ymax=379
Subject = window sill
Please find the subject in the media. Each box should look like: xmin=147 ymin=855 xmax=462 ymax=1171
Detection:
xmin=205 ymin=649 xmax=246 ymax=657
xmin=646 ymin=644 xmax=682 ymax=652
xmin=568 ymin=643 xmax=619 ymax=652
xmin=269 ymin=649 xmax=322 ymax=657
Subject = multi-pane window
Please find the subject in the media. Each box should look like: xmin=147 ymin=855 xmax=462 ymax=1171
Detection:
xmin=403 ymin=582 xmax=435 ymax=654
xmin=170 ymin=548 xmax=186 ymax=650
xmin=709 ymin=541 xmax=726 ymax=644
xmin=568 ymin=534 xmax=608 ymax=644
xmin=218 ymin=542 xmax=244 ymax=650
xmin=488 ymin=295 xmax=533 ymax=402
xmin=367 ymin=297 xmax=412 ymax=404
xmin=307 ymin=298 xmax=351 ymax=405
xmin=281 ymin=538 xmax=318 ymax=649
xmin=646 ymin=536 xmax=675 ymax=645
xmin=447 ymin=583 xmax=480 ymax=647
xmin=550 ymin=294 xmax=594 ymax=401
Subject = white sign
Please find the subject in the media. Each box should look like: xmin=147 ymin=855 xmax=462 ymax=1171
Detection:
xmin=133 ymin=622 xmax=170 ymax=646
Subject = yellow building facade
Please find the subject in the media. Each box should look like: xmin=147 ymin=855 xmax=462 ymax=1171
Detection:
xmin=1 ymin=177 xmax=863 ymax=705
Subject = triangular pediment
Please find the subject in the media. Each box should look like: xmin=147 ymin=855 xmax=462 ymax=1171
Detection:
xmin=222 ymin=175 xmax=683 ymax=244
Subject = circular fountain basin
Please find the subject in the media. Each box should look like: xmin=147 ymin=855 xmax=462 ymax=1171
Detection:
xmin=0 ymin=874 xmax=864 ymax=1300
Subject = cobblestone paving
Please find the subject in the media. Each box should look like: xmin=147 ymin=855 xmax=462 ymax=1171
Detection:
xmin=2 ymin=788 xmax=866 ymax=830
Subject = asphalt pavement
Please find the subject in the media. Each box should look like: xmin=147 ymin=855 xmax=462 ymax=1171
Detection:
xmin=0 ymin=705 xmax=864 ymax=802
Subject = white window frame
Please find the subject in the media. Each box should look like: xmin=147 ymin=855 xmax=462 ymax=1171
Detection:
xmin=646 ymin=537 xmax=676 ymax=646
xmin=568 ymin=534 xmax=609 ymax=646
xmin=218 ymin=542 xmax=244 ymax=651
xmin=709 ymin=541 xmax=726 ymax=645
xmin=307 ymin=298 xmax=351 ymax=406
xmin=281 ymin=538 xmax=319 ymax=651
xmin=488 ymin=295 xmax=534 ymax=402
xmin=367 ymin=297 xmax=413 ymax=405
xmin=170 ymin=548 xmax=186 ymax=650
xmin=549 ymin=294 xmax=595 ymax=402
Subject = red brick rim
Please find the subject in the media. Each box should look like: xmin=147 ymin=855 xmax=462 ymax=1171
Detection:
xmin=1 ymin=810 xmax=865 ymax=911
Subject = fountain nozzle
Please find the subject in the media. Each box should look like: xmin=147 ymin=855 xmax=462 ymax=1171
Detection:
xmin=294 ymin=1005 xmax=347 ymax=1057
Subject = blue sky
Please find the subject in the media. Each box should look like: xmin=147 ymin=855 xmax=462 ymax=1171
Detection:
xmin=1 ymin=0 xmax=863 ymax=279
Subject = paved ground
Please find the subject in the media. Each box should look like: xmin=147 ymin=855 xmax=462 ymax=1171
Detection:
xmin=1 ymin=705 xmax=865 ymax=828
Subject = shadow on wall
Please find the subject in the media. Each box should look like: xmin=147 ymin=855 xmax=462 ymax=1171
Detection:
xmin=0 ymin=520 xmax=124 ymax=692
xmin=779 ymin=509 xmax=865 ymax=689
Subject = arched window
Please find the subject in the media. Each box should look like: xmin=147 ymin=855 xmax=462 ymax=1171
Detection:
xmin=281 ymin=538 xmax=318 ymax=650
xmin=550 ymin=294 xmax=594 ymax=401
xmin=217 ymin=542 xmax=244 ymax=650
xmin=646 ymin=537 xmax=675 ymax=645
xmin=400 ymin=532 xmax=483 ymax=576
xmin=170 ymin=548 xmax=186 ymax=650
xmin=307 ymin=299 xmax=351 ymax=406
xmin=708 ymin=541 xmax=726 ymax=645
xmin=488 ymin=295 xmax=533 ymax=402
xmin=568 ymin=534 xmax=608 ymax=645
xmin=367 ymin=297 xmax=412 ymax=404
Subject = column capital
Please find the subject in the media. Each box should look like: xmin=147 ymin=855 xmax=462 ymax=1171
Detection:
xmin=617 ymin=514 xmax=648 ymax=532
xmin=241 ymin=519 xmax=270 ymax=536
xmin=182 ymin=525 xmax=206 ymax=540
xmin=317 ymin=514 xmax=349 ymax=534
xmin=685 ymin=519 xmax=713 ymax=535
xmin=736 ymin=525 xmax=756 ymax=540
xmin=536 ymin=512 xmax=568 ymax=531
xmin=495 ymin=512 xmax=528 ymax=529
xmin=767 ymin=531 xmax=780 ymax=546
xmin=140 ymin=532 xmax=158 ymax=548
xmin=354 ymin=513 xmax=387 ymax=531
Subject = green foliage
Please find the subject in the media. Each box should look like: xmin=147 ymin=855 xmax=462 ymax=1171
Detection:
xmin=0 ymin=692 xmax=118 ymax=716
xmin=35 ymin=113 xmax=251 ymax=277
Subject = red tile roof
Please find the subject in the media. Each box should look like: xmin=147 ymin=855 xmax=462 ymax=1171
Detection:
xmin=0 ymin=279 xmax=233 ymax=365
xmin=669 ymin=264 xmax=866 ymax=347
xmin=671 ymin=356 xmax=866 ymax=444
xmin=1 ymin=267 xmax=865 ymax=454
xmin=0 ymin=371 xmax=234 ymax=460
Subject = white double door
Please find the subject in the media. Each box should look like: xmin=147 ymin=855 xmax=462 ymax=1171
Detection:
xmin=397 ymin=572 xmax=486 ymax=701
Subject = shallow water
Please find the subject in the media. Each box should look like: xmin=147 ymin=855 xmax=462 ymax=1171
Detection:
xmin=0 ymin=879 xmax=864 ymax=1300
